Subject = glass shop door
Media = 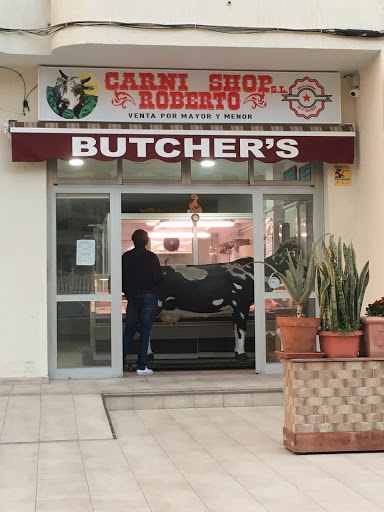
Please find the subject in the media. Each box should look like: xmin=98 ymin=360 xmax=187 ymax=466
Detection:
xmin=50 ymin=191 xmax=122 ymax=378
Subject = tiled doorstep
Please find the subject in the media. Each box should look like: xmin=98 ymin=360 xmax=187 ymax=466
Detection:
xmin=0 ymin=372 xmax=283 ymax=397
xmin=104 ymin=389 xmax=283 ymax=411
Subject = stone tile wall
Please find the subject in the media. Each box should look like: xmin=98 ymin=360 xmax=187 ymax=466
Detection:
xmin=284 ymin=359 xmax=384 ymax=434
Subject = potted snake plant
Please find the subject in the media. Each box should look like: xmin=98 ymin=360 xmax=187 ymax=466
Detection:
xmin=259 ymin=240 xmax=321 ymax=355
xmin=316 ymin=235 xmax=369 ymax=358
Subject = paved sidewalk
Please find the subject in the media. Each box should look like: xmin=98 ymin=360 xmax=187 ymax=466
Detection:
xmin=0 ymin=370 xmax=283 ymax=395
xmin=1 ymin=372 xmax=384 ymax=511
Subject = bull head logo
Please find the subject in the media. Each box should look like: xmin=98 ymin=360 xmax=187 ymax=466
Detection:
xmin=48 ymin=69 xmax=98 ymax=119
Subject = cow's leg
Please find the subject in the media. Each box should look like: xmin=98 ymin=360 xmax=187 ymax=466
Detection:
xmin=146 ymin=338 xmax=154 ymax=361
xmin=233 ymin=304 xmax=250 ymax=361
xmin=233 ymin=322 xmax=240 ymax=354
xmin=235 ymin=326 xmax=248 ymax=360
xmin=147 ymin=304 xmax=163 ymax=362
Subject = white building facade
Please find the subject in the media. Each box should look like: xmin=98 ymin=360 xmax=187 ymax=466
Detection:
xmin=1 ymin=0 xmax=383 ymax=380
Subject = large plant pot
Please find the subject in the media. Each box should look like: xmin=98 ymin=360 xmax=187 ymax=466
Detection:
xmin=277 ymin=317 xmax=320 ymax=353
xmin=319 ymin=331 xmax=363 ymax=358
xmin=361 ymin=317 xmax=384 ymax=357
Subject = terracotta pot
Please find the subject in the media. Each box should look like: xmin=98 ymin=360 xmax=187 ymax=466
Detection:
xmin=361 ymin=317 xmax=384 ymax=357
xmin=277 ymin=317 xmax=320 ymax=353
xmin=319 ymin=330 xmax=363 ymax=358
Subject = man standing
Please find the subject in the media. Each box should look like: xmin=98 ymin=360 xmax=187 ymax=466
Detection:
xmin=122 ymin=229 xmax=162 ymax=375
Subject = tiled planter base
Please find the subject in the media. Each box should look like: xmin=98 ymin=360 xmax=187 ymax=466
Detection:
xmin=283 ymin=358 xmax=384 ymax=453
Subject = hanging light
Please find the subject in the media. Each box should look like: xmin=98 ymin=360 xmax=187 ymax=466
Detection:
xmin=150 ymin=220 xmax=235 ymax=228
xmin=148 ymin=232 xmax=211 ymax=239
xmin=200 ymin=160 xmax=215 ymax=167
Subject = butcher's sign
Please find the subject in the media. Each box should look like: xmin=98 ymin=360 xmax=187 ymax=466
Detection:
xmin=38 ymin=67 xmax=341 ymax=124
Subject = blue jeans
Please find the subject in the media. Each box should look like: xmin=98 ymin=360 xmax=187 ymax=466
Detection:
xmin=123 ymin=292 xmax=158 ymax=370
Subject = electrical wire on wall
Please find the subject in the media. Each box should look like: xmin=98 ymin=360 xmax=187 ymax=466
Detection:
xmin=0 ymin=21 xmax=382 ymax=38
xmin=0 ymin=67 xmax=37 ymax=115
xmin=0 ymin=21 xmax=375 ymax=115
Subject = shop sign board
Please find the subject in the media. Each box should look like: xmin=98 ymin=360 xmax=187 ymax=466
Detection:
xmin=38 ymin=67 xmax=341 ymax=124
xmin=11 ymin=127 xmax=355 ymax=163
xmin=334 ymin=166 xmax=352 ymax=186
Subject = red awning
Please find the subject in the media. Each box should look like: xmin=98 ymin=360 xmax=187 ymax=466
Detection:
xmin=10 ymin=122 xmax=355 ymax=164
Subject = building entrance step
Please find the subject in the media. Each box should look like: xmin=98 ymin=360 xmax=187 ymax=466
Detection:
xmin=103 ymin=387 xmax=283 ymax=411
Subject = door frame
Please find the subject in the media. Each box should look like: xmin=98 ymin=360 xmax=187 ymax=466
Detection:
xmin=48 ymin=183 xmax=323 ymax=378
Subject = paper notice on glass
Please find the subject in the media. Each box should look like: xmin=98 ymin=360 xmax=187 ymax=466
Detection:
xmin=76 ymin=239 xmax=96 ymax=266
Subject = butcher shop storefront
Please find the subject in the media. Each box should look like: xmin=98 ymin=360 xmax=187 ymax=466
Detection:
xmin=10 ymin=67 xmax=354 ymax=378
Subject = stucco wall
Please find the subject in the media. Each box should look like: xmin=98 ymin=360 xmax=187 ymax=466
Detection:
xmin=0 ymin=68 xmax=48 ymax=379
xmin=1 ymin=1 xmax=384 ymax=56
xmin=0 ymin=2 xmax=382 ymax=378
xmin=323 ymin=52 xmax=384 ymax=306
xmin=354 ymin=52 xmax=384 ymax=305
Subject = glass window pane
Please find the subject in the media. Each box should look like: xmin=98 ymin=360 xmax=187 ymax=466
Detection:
xmin=263 ymin=195 xmax=314 ymax=292
xmin=122 ymin=193 xmax=252 ymax=214
xmin=122 ymin=217 xmax=194 ymax=266
xmin=266 ymin=298 xmax=316 ymax=362
xmin=191 ymin=160 xmax=248 ymax=181
xmin=197 ymin=218 xmax=253 ymax=265
xmin=123 ymin=160 xmax=181 ymax=180
xmin=57 ymin=301 xmax=111 ymax=368
xmin=57 ymin=159 xmax=118 ymax=180
xmin=56 ymin=194 xmax=110 ymax=294
xmin=254 ymin=160 xmax=315 ymax=181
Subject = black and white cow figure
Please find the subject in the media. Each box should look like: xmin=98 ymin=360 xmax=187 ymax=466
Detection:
xmin=147 ymin=239 xmax=299 ymax=361
xmin=53 ymin=70 xmax=94 ymax=118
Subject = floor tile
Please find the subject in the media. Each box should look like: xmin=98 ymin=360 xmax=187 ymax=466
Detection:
xmin=92 ymin=498 xmax=150 ymax=512
xmin=134 ymin=472 xmax=210 ymax=512
xmin=85 ymin=467 xmax=149 ymax=508
xmin=80 ymin=439 xmax=128 ymax=469
xmin=73 ymin=395 xmax=112 ymax=439
xmin=36 ymin=499 xmax=93 ymax=512
xmin=7 ymin=395 xmax=41 ymax=409
xmin=1 ymin=409 xmax=41 ymax=442
xmin=0 ymin=503 xmax=35 ymax=512
xmin=38 ymin=442 xmax=84 ymax=480
xmin=37 ymin=477 xmax=90 ymax=501
xmin=11 ymin=385 xmax=42 ymax=395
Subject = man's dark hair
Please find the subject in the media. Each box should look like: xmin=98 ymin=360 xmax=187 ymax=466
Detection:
xmin=132 ymin=229 xmax=149 ymax=248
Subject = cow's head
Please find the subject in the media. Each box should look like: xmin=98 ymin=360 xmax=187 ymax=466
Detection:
xmin=54 ymin=70 xmax=94 ymax=113
xmin=264 ymin=238 xmax=301 ymax=277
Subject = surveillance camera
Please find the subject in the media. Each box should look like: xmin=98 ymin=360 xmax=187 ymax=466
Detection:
xmin=350 ymin=87 xmax=360 ymax=98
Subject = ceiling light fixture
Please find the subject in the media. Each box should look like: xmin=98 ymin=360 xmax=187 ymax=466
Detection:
xmin=200 ymin=160 xmax=215 ymax=167
xmin=69 ymin=159 xmax=84 ymax=166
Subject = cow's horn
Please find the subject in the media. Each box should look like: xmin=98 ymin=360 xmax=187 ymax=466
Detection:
xmin=59 ymin=69 xmax=68 ymax=79
xmin=81 ymin=76 xmax=91 ymax=84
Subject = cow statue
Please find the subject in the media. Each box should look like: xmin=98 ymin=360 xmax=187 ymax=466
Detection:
xmin=147 ymin=239 xmax=299 ymax=361
xmin=53 ymin=70 xmax=94 ymax=118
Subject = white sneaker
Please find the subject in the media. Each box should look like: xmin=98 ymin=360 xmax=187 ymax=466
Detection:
xmin=136 ymin=367 xmax=153 ymax=375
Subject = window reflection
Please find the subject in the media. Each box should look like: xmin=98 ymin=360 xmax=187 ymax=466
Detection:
xmin=263 ymin=195 xmax=314 ymax=292
xmin=123 ymin=160 xmax=181 ymax=180
xmin=191 ymin=160 xmax=248 ymax=181
xmin=56 ymin=195 xmax=110 ymax=295
xmin=57 ymin=301 xmax=111 ymax=368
